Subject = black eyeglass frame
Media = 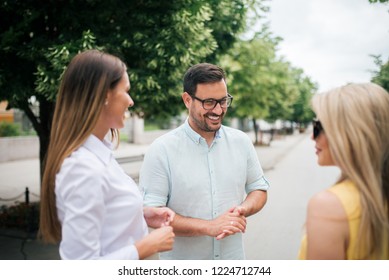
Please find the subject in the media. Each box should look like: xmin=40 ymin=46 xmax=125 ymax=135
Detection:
xmin=312 ymin=119 xmax=323 ymax=139
xmin=191 ymin=93 xmax=234 ymax=110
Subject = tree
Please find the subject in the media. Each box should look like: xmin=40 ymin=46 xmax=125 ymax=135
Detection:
xmin=221 ymin=30 xmax=279 ymax=144
xmin=264 ymin=60 xmax=299 ymax=123
xmin=371 ymin=55 xmax=389 ymax=91
xmin=368 ymin=0 xmax=389 ymax=91
xmin=0 ymin=0 xmax=265 ymax=179
xmin=288 ymin=74 xmax=317 ymax=128
xmin=220 ymin=24 xmax=318 ymax=144
xmin=255 ymin=58 xmax=316 ymax=136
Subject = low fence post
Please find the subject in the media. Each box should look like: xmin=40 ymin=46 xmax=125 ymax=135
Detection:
xmin=25 ymin=187 xmax=29 ymax=205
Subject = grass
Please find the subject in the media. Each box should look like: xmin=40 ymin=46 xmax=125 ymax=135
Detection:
xmin=0 ymin=202 xmax=40 ymax=233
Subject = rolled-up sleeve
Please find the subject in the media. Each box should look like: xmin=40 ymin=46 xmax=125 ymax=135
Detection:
xmin=245 ymin=136 xmax=270 ymax=193
xmin=139 ymin=141 xmax=170 ymax=207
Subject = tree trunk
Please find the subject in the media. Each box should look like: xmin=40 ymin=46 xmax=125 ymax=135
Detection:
xmin=38 ymin=99 xmax=54 ymax=183
xmin=21 ymin=98 xmax=54 ymax=185
xmin=252 ymin=118 xmax=262 ymax=145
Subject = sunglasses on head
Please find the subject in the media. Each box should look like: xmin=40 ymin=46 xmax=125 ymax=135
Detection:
xmin=312 ymin=119 xmax=323 ymax=139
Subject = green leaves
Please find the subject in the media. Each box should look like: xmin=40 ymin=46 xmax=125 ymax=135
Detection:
xmin=222 ymin=30 xmax=317 ymax=126
xmin=0 ymin=0 xmax=256 ymax=119
xmin=371 ymin=55 xmax=389 ymax=92
xmin=34 ymin=30 xmax=101 ymax=101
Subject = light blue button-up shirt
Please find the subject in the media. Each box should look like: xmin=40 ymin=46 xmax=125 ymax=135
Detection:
xmin=140 ymin=119 xmax=269 ymax=259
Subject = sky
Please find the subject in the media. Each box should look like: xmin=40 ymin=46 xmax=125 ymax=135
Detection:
xmin=263 ymin=0 xmax=389 ymax=92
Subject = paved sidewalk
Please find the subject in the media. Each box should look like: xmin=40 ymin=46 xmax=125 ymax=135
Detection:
xmin=0 ymin=129 xmax=310 ymax=260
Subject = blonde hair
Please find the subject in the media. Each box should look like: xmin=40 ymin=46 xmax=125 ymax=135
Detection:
xmin=312 ymin=82 xmax=389 ymax=258
xmin=39 ymin=50 xmax=127 ymax=243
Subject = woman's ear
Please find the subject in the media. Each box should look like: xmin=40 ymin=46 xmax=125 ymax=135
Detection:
xmin=105 ymin=89 xmax=114 ymax=106
xmin=182 ymin=92 xmax=192 ymax=109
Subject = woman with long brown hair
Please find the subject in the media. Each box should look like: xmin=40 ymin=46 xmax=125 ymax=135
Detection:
xmin=39 ymin=50 xmax=174 ymax=259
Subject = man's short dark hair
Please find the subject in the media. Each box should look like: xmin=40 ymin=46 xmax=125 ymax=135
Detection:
xmin=183 ymin=63 xmax=226 ymax=96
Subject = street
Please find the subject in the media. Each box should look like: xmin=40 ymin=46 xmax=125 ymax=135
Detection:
xmin=244 ymin=135 xmax=340 ymax=259
xmin=0 ymin=131 xmax=342 ymax=260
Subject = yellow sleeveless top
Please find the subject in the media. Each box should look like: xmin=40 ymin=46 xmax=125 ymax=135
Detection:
xmin=298 ymin=180 xmax=389 ymax=259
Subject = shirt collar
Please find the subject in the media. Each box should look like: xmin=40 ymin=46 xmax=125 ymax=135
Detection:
xmin=82 ymin=134 xmax=113 ymax=165
xmin=184 ymin=118 xmax=222 ymax=144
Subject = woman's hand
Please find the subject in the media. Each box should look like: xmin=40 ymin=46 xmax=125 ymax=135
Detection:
xmin=143 ymin=206 xmax=175 ymax=228
xmin=135 ymin=226 xmax=175 ymax=259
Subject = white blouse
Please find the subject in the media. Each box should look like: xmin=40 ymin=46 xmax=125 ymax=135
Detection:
xmin=55 ymin=135 xmax=147 ymax=259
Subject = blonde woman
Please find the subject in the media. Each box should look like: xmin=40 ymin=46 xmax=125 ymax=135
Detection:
xmin=299 ymin=83 xmax=389 ymax=259
xmin=39 ymin=50 xmax=175 ymax=259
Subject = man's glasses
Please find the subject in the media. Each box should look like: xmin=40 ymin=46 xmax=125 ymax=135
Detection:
xmin=191 ymin=94 xmax=233 ymax=110
xmin=313 ymin=119 xmax=323 ymax=139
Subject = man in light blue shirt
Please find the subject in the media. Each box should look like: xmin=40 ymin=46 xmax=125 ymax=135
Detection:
xmin=140 ymin=63 xmax=269 ymax=259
